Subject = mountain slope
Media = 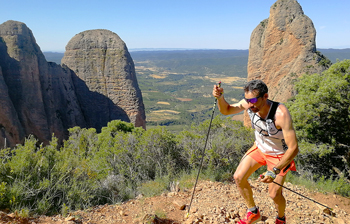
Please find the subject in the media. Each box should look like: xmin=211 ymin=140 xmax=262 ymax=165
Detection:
xmin=4 ymin=180 xmax=349 ymax=224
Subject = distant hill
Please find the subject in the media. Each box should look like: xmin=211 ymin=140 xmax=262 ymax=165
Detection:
xmin=130 ymin=49 xmax=249 ymax=78
xmin=43 ymin=52 xmax=64 ymax=64
xmin=43 ymin=48 xmax=350 ymax=67
xmin=316 ymin=48 xmax=350 ymax=63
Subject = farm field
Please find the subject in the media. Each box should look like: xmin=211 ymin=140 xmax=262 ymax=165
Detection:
xmin=131 ymin=50 xmax=249 ymax=132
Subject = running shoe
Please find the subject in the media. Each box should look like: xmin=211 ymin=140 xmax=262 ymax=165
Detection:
xmin=275 ymin=216 xmax=286 ymax=224
xmin=237 ymin=208 xmax=261 ymax=224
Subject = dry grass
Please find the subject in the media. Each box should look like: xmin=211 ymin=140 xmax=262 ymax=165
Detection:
xmin=176 ymin=98 xmax=192 ymax=102
xmin=150 ymin=74 xmax=167 ymax=79
xmin=157 ymin=102 xmax=170 ymax=105
xmin=153 ymin=110 xmax=180 ymax=114
xmin=147 ymin=110 xmax=181 ymax=122
xmin=207 ymin=76 xmax=245 ymax=83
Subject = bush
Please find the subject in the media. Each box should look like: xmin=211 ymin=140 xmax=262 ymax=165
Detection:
xmin=139 ymin=177 xmax=169 ymax=197
xmin=1 ymin=112 xmax=349 ymax=216
xmin=287 ymin=60 xmax=350 ymax=192
xmin=177 ymin=116 xmax=254 ymax=172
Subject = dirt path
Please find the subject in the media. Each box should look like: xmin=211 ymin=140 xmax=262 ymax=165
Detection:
xmin=1 ymin=179 xmax=349 ymax=224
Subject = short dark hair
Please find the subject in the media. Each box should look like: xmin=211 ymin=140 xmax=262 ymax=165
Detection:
xmin=244 ymin=80 xmax=268 ymax=96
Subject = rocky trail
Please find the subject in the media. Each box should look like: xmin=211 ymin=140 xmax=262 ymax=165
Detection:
xmin=1 ymin=179 xmax=349 ymax=224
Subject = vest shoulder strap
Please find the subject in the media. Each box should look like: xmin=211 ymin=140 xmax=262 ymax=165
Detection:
xmin=267 ymin=101 xmax=279 ymax=120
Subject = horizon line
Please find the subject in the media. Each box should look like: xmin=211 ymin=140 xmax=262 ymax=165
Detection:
xmin=43 ymin=47 xmax=350 ymax=53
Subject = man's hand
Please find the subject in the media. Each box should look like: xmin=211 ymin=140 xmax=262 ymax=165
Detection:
xmin=259 ymin=171 xmax=276 ymax=183
xmin=212 ymin=84 xmax=223 ymax=99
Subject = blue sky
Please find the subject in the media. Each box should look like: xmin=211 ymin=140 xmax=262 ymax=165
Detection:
xmin=1 ymin=0 xmax=349 ymax=52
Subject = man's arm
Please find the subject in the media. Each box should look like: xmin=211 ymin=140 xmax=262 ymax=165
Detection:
xmin=274 ymin=104 xmax=299 ymax=170
xmin=212 ymin=85 xmax=248 ymax=115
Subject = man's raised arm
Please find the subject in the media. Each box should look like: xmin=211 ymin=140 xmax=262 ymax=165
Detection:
xmin=212 ymin=84 xmax=247 ymax=115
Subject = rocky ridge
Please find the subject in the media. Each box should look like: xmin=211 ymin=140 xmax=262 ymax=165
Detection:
xmin=0 ymin=20 xmax=145 ymax=147
xmin=2 ymin=179 xmax=349 ymax=224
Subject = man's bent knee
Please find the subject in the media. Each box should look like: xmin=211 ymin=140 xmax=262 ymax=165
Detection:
xmin=269 ymin=188 xmax=283 ymax=201
xmin=233 ymin=171 xmax=247 ymax=186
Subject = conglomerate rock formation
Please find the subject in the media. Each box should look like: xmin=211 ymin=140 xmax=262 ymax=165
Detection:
xmin=61 ymin=30 xmax=146 ymax=129
xmin=0 ymin=20 xmax=145 ymax=147
xmin=244 ymin=0 xmax=330 ymax=125
xmin=247 ymin=0 xmax=330 ymax=102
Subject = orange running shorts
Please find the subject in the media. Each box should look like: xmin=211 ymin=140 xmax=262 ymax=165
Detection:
xmin=245 ymin=146 xmax=296 ymax=176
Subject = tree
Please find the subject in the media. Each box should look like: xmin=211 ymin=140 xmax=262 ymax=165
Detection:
xmin=287 ymin=59 xmax=350 ymax=178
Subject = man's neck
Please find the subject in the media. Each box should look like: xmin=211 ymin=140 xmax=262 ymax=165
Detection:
xmin=258 ymin=99 xmax=272 ymax=119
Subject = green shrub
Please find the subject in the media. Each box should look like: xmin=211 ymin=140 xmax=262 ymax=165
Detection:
xmin=177 ymin=116 xmax=254 ymax=172
xmin=1 ymin=112 xmax=348 ymax=217
xmin=139 ymin=177 xmax=169 ymax=197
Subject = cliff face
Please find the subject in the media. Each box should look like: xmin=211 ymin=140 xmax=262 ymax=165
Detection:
xmin=0 ymin=21 xmax=145 ymax=147
xmin=244 ymin=0 xmax=330 ymax=126
xmin=247 ymin=0 xmax=330 ymax=102
xmin=0 ymin=20 xmax=75 ymax=146
xmin=61 ymin=30 xmax=146 ymax=129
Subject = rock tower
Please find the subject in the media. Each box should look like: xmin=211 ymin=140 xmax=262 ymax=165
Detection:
xmin=0 ymin=21 xmax=145 ymax=147
xmin=62 ymin=30 xmax=146 ymax=129
xmin=247 ymin=0 xmax=330 ymax=102
xmin=244 ymin=0 xmax=330 ymax=126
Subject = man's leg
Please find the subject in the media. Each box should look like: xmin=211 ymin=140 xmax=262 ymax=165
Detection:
xmin=234 ymin=147 xmax=262 ymax=208
xmin=268 ymin=174 xmax=287 ymax=218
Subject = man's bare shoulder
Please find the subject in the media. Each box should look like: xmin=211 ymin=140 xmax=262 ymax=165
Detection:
xmin=275 ymin=103 xmax=293 ymax=129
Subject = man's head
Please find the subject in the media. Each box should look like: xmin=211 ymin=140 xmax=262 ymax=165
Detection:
xmin=244 ymin=80 xmax=268 ymax=97
xmin=244 ymin=80 xmax=269 ymax=113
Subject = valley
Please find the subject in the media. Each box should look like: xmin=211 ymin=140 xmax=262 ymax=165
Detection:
xmin=43 ymin=48 xmax=350 ymax=132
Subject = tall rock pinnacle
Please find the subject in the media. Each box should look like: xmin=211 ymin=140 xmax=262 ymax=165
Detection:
xmin=247 ymin=0 xmax=330 ymax=102
xmin=0 ymin=21 xmax=146 ymax=147
xmin=62 ymin=30 xmax=146 ymax=129
xmin=0 ymin=20 xmax=87 ymax=146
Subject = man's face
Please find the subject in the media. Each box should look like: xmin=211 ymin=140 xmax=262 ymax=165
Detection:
xmin=244 ymin=90 xmax=264 ymax=113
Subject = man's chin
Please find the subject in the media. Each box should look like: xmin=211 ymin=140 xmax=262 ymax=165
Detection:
xmin=251 ymin=108 xmax=259 ymax=113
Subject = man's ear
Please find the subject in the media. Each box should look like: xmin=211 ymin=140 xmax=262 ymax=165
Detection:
xmin=264 ymin=93 xmax=268 ymax=99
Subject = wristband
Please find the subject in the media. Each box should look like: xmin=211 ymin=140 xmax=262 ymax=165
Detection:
xmin=265 ymin=171 xmax=276 ymax=180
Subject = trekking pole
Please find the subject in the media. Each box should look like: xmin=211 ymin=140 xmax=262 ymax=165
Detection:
xmin=272 ymin=181 xmax=334 ymax=214
xmin=260 ymin=174 xmax=334 ymax=215
xmin=186 ymin=81 xmax=221 ymax=218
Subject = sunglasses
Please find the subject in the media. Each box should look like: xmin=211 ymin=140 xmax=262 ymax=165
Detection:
xmin=244 ymin=95 xmax=263 ymax=104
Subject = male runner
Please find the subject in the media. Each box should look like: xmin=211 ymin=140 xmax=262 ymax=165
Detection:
xmin=212 ymin=80 xmax=299 ymax=224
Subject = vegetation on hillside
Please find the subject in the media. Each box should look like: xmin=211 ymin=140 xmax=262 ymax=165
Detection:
xmin=0 ymin=118 xmax=254 ymax=216
xmin=7 ymin=53 xmax=347 ymax=217
xmin=287 ymin=59 xmax=350 ymax=184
